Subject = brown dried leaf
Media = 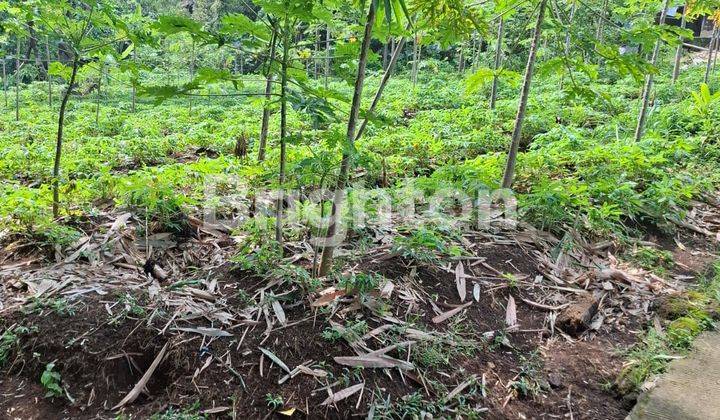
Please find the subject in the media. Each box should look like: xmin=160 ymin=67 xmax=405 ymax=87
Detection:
xmin=112 ymin=342 xmax=169 ymax=409
xmin=334 ymin=355 xmax=413 ymax=370
xmin=259 ymin=347 xmax=291 ymax=373
xmin=271 ymin=299 xmax=287 ymax=326
xmin=321 ymin=383 xmax=365 ymax=406
xmin=505 ymin=295 xmax=517 ymax=328
xmin=456 ymin=262 xmax=466 ymax=302
xmin=310 ymin=287 xmax=346 ymax=307
xmin=431 ymin=302 xmax=472 ymax=324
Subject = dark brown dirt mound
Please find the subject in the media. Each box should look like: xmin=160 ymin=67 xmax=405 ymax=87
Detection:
xmin=1 ymin=244 xmax=633 ymax=419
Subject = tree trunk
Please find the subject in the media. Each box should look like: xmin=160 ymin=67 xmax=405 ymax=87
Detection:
xmin=318 ymin=2 xmax=377 ymax=276
xmin=382 ymin=41 xmax=389 ymax=70
xmin=559 ymin=1 xmax=576 ymax=90
xmin=131 ymin=49 xmax=136 ymax=113
xmin=2 ymin=58 xmax=7 ymax=108
xmin=595 ymin=0 xmax=608 ymax=64
xmin=258 ymin=28 xmax=278 ymax=162
xmin=671 ymin=3 xmax=687 ymax=83
xmin=189 ymin=40 xmax=195 ymax=112
xmin=634 ymin=0 xmax=670 ymax=141
xmin=275 ymin=19 xmax=291 ymax=245
xmin=500 ymin=0 xmax=547 ymax=189
xmin=15 ymin=39 xmax=20 ymax=121
xmin=325 ymin=26 xmax=331 ymax=89
xmin=714 ymin=30 xmax=719 ymax=73
xmin=46 ymin=37 xmax=52 ymax=107
xmin=595 ymin=0 xmax=608 ymax=42
xmin=355 ymin=35 xmax=407 ymax=141
xmin=705 ymin=28 xmax=718 ymax=84
xmin=458 ymin=45 xmax=465 ymax=72
xmin=95 ymin=62 xmax=102 ymax=127
xmin=472 ymin=34 xmax=481 ymax=71
xmin=564 ymin=2 xmax=575 ymax=56
xmin=490 ymin=17 xmax=504 ymax=109
xmin=411 ymin=33 xmax=419 ymax=86
xmin=53 ymin=55 xmax=80 ymax=219
xmin=314 ymin=27 xmax=319 ymax=78
xmin=25 ymin=21 xmax=37 ymax=66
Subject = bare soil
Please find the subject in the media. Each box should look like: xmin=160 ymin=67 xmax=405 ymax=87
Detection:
xmin=1 ymin=205 xmax=718 ymax=419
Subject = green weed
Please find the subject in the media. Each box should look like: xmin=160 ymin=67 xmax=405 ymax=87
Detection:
xmin=40 ymin=362 xmax=63 ymax=398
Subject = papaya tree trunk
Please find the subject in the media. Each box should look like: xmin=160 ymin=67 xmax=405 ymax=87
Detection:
xmin=275 ymin=20 xmax=291 ymax=245
xmin=490 ymin=17 xmax=504 ymax=109
xmin=53 ymin=55 xmax=80 ymax=219
xmin=95 ymin=62 xmax=102 ymax=127
xmin=382 ymin=41 xmax=389 ymax=70
xmin=258 ymin=28 xmax=278 ymax=162
xmin=46 ymin=37 xmax=52 ymax=107
xmin=500 ymin=0 xmax=547 ymax=189
xmin=2 ymin=57 xmax=7 ymax=108
xmin=318 ymin=1 xmax=377 ymax=276
xmin=671 ymin=4 xmax=687 ymax=83
xmin=458 ymin=44 xmax=465 ymax=72
xmin=595 ymin=0 xmax=608 ymax=42
xmin=561 ymin=1 xmax=576 ymax=89
xmin=325 ymin=26 xmax=331 ymax=88
xmin=564 ymin=2 xmax=575 ymax=56
xmin=131 ymin=49 xmax=136 ymax=113
xmin=705 ymin=28 xmax=718 ymax=84
xmin=355 ymin=35 xmax=407 ymax=141
xmin=634 ymin=0 xmax=670 ymax=141
xmin=314 ymin=27 xmax=319 ymax=78
xmin=472 ymin=33 xmax=481 ymax=71
xmin=714 ymin=31 xmax=719 ymax=73
xmin=15 ymin=39 xmax=20 ymax=121
xmin=189 ymin=40 xmax=195 ymax=112
xmin=595 ymin=0 xmax=608 ymax=64
xmin=411 ymin=33 xmax=419 ymax=86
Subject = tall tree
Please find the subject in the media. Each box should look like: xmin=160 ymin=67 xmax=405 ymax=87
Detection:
xmin=324 ymin=25 xmax=330 ymax=88
xmin=672 ymin=3 xmax=688 ymax=83
xmin=705 ymin=27 xmax=718 ymax=83
xmin=411 ymin=32 xmax=420 ymax=86
xmin=490 ymin=16 xmax=504 ymax=109
xmin=275 ymin=17 xmax=291 ymax=245
xmin=258 ymin=27 xmax=278 ymax=162
xmin=95 ymin=58 xmax=103 ymax=127
xmin=15 ymin=38 xmax=20 ymax=121
xmin=318 ymin=0 xmax=378 ymax=276
xmin=46 ymin=36 xmax=52 ymax=106
xmin=19 ymin=0 xmax=135 ymax=218
xmin=356 ymin=33 xmax=408 ymax=140
xmin=634 ymin=0 xmax=671 ymax=141
xmin=2 ymin=54 xmax=6 ymax=108
xmin=501 ymin=0 xmax=548 ymax=189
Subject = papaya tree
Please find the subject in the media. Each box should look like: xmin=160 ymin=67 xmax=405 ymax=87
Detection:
xmin=672 ymin=2 xmax=689 ymax=83
xmin=489 ymin=16 xmax=503 ymax=108
xmin=318 ymin=0 xmax=484 ymax=275
xmin=500 ymin=0 xmax=548 ymax=188
xmin=633 ymin=0 xmax=672 ymax=141
xmin=13 ymin=0 xmax=135 ymax=218
xmin=150 ymin=1 xmax=339 ymax=247
xmin=0 ymin=8 xmax=26 ymax=121
xmin=317 ymin=0 xmax=380 ymax=275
